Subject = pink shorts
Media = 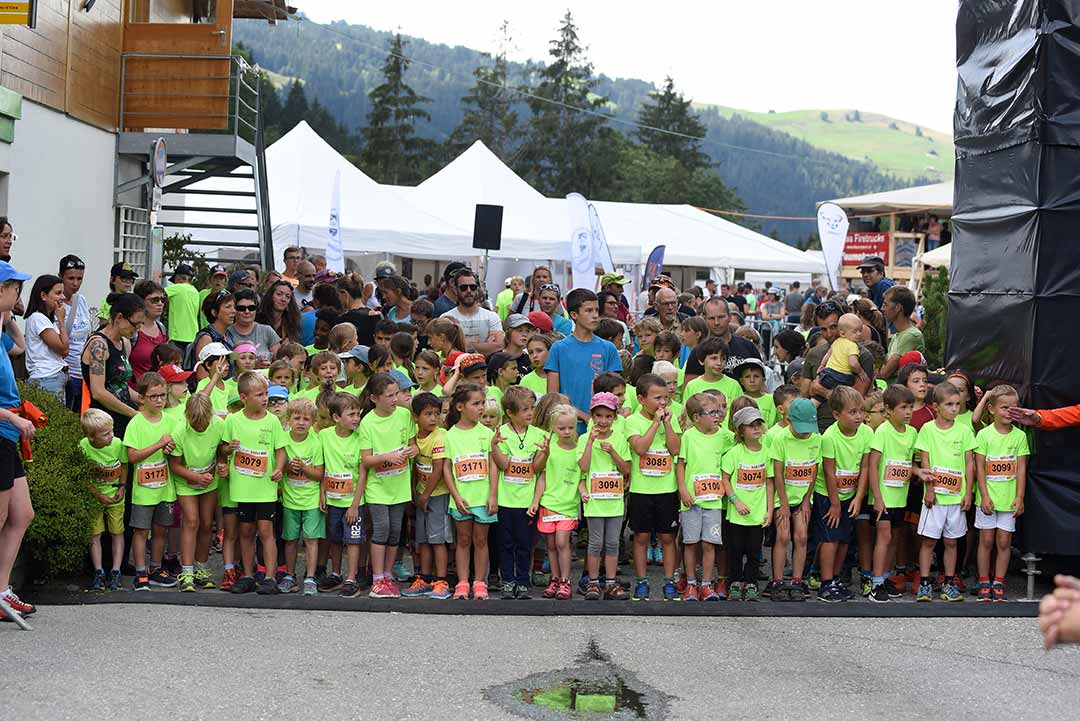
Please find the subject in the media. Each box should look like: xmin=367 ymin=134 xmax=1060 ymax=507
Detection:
xmin=536 ymin=507 xmax=578 ymax=534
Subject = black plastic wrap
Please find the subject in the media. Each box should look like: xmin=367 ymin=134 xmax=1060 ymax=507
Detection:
xmin=951 ymin=0 xmax=1080 ymax=555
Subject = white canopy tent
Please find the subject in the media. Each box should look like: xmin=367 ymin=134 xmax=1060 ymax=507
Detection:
xmin=823 ymin=181 xmax=953 ymax=216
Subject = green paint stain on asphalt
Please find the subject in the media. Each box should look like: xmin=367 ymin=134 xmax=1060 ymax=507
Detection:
xmin=514 ymin=676 xmax=645 ymax=718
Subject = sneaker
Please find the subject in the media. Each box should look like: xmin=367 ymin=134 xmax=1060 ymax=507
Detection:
xmin=370 ymin=578 xmax=400 ymax=599
xmin=604 ymin=583 xmax=629 ymax=601
xmin=699 ymin=582 xmax=719 ymax=601
xmin=472 ymin=581 xmax=489 ymax=600
xmin=531 ymin=570 xmax=549 ymax=588
xmin=976 ymin=581 xmax=991 ymax=602
xmin=338 ymin=580 xmax=361 ymax=598
xmin=869 ymin=584 xmax=891 ymax=603
xmin=728 ymin=581 xmax=743 ymax=601
xmin=675 ymin=573 xmax=688 ymax=596
xmin=451 ymin=581 xmax=470 ymax=600
xmin=164 ymin=556 xmax=182 ymax=577
xmin=992 ymin=580 xmax=1006 ymax=602
xmin=275 ymin=568 xmax=287 ymax=586
xmin=133 ymin=571 xmax=151 ymax=592
xmin=542 ymin=580 xmax=559 ymax=599
xmin=501 ymin=582 xmax=517 ymax=600
xmin=230 ymin=576 xmax=256 ymax=594
xmin=85 ymin=570 xmax=106 ymax=592
xmin=2 ymin=590 xmax=35 ymax=616
xmin=220 ymin=568 xmax=239 ymax=592
xmin=818 ymin=581 xmax=846 ymax=603
xmin=148 ymin=568 xmax=177 ymax=588
xmin=916 ymin=581 xmax=933 ymax=602
xmin=954 ymin=576 xmax=967 ymax=594
xmin=762 ymin=580 xmax=776 ymax=599
xmin=430 ymin=580 xmax=453 ymax=599
xmin=860 ymin=575 xmax=873 ymax=598
xmin=632 ymin=579 xmax=650 ymax=601
xmin=194 ymin=567 xmax=216 ymax=590
xmin=715 ymin=579 xmax=729 ymax=600
xmin=303 ymin=578 xmax=318 ymax=596
xmin=940 ymin=583 xmax=963 ymax=602
xmin=555 ymin=579 xmax=572 ymax=601
xmin=837 ymin=583 xmax=856 ymax=601
xmin=277 ymin=575 xmax=298 ymax=594
xmin=807 ymin=574 xmax=821 ymax=591
xmin=391 ymin=560 xmax=411 ymax=582
xmin=177 ymin=571 xmax=196 ymax=593
xmin=744 ymin=583 xmax=760 ymax=602
xmin=514 ymin=583 xmax=532 ymax=600
xmin=662 ymin=579 xmax=678 ymax=601
xmin=107 ymin=569 xmax=122 ymax=592
xmin=404 ymin=578 xmax=434 ymax=598
xmin=318 ymin=573 xmax=343 ymax=593
xmin=788 ymin=580 xmax=807 ymax=602
xmin=256 ymin=578 xmax=281 ymax=595
xmin=584 ymin=582 xmax=602 ymax=600
xmin=886 ymin=578 xmax=904 ymax=598
xmin=683 ymin=583 xmax=699 ymax=601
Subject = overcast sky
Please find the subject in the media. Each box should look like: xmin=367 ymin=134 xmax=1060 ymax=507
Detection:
xmin=292 ymin=1 xmax=958 ymax=134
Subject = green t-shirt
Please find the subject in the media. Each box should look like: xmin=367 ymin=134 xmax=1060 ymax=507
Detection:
xmin=722 ymin=443 xmax=772 ymax=526
xmin=164 ymin=282 xmax=201 ymax=343
xmin=198 ymin=287 xmax=213 ymax=329
xmin=538 ymin=440 xmax=582 ymax=518
xmin=915 ymin=420 xmax=977 ymax=505
xmin=162 ymin=400 xmax=187 ymax=429
xmin=768 ymin=426 xmax=822 ymax=508
xmin=282 ymin=429 xmax=324 ymax=511
xmin=294 ymin=385 xmax=322 ymax=402
xmin=196 ymin=376 xmax=238 ymax=420
xmin=221 ymin=411 xmax=287 ymax=503
xmin=974 ymin=425 xmax=1030 ymax=511
xmin=487 ymin=385 xmax=504 ymax=407
xmin=496 ymin=287 xmax=514 ymax=320
xmin=496 ymin=423 xmax=547 ymax=509
xmin=870 ymin=422 xmax=918 ymax=508
xmin=169 ymin=415 xmax=225 ymax=496
xmin=123 ymin=412 xmax=177 ymax=506
xmin=79 ymin=437 xmax=127 ymax=503
xmin=751 ymin=392 xmax=777 ymax=427
xmin=815 ymin=422 xmax=872 ymax=501
xmin=679 ymin=426 xmax=735 ymax=510
xmin=684 ymin=374 xmax=743 ymax=410
xmin=956 ymin=409 xmax=975 ymax=433
xmin=411 ymin=383 xmax=443 ymax=397
xmin=445 ymin=423 xmax=495 ymax=508
xmin=626 ymin=409 xmax=682 ymax=495
xmin=626 ymin=386 xmax=639 ymax=413
xmin=885 ymin=326 xmax=925 ymax=382
xmin=519 ymin=371 xmax=547 ymax=397
xmin=875 ymin=378 xmax=888 ymax=392
xmin=764 ymin=422 xmax=789 ymax=453
xmin=578 ymin=428 xmax=630 ymax=518
xmin=358 ymin=406 xmax=417 ymax=505
xmin=97 ymin=296 xmax=111 ymax=322
xmin=318 ymin=427 xmax=364 ymax=508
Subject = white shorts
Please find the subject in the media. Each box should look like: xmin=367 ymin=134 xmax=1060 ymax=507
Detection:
xmin=974 ymin=507 xmax=1016 ymax=533
xmin=917 ymin=503 xmax=967 ymax=540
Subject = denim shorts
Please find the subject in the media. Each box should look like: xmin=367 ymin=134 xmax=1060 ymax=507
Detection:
xmin=326 ymin=505 xmax=366 ymax=545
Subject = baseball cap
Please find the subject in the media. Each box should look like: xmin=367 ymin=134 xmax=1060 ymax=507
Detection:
xmin=856 ymin=256 xmax=886 ymax=272
xmin=442 ymin=261 xmax=467 ymax=280
xmin=732 ymin=406 xmax=764 ymax=429
xmin=59 ymin=255 xmax=85 ymax=273
xmin=232 ymin=343 xmax=258 ymax=356
xmin=457 ymin=353 xmax=487 ymax=376
xmin=589 ymin=391 xmax=620 ymax=412
xmin=198 ymin=342 xmax=232 ymax=363
xmin=486 ymin=351 xmax=516 ymax=376
xmin=171 ymin=263 xmax=195 ymax=280
xmin=388 ymin=369 xmax=415 ymax=391
xmin=110 ymin=262 xmax=138 ymax=280
xmin=228 ymin=271 xmax=250 ymax=286
xmin=899 ymin=350 xmax=926 ymax=369
xmin=787 ymin=398 xmax=818 ymax=434
xmin=600 ymin=272 xmax=630 ymax=287
xmin=267 ymin=385 xmax=289 ymax=401
xmin=338 ymin=345 xmax=370 ymax=365
xmin=210 ymin=264 xmax=227 ymax=277
xmin=375 ymin=265 xmax=395 ymax=280
xmin=527 ymin=311 xmax=553 ymax=332
xmin=733 ymin=357 xmax=767 ymax=378
xmin=0 ymin=261 xmax=31 ymax=284
xmin=505 ymin=313 xmax=534 ymax=330
xmin=158 ymin=363 xmax=193 ymax=384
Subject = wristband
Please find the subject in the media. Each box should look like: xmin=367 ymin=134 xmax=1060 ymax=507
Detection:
xmin=726 ymin=493 xmax=738 ymax=502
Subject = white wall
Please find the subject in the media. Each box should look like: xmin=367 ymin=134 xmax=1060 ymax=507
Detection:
xmin=1 ymin=101 xmax=117 ymax=311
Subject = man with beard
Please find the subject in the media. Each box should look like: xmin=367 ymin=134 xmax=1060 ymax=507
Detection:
xmin=442 ymin=270 xmax=504 ymax=355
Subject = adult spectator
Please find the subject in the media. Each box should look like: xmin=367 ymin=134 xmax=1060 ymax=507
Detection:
xmin=129 ymin=280 xmax=169 ymax=384
xmin=82 ymin=292 xmax=145 ymax=437
xmin=705 ymin=278 xmax=719 ymax=298
xmin=597 ymin=290 xmax=631 ymax=347
xmin=0 ymin=217 xmax=13 ymax=261
xmin=97 ymin=262 xmax=138 ymax=326
xmin=512 ymin=265 xmax=559 ymax=315
xmin=382 ymin=275 xmax=415 ymax=323
xmin=257 ymin=268 xmax=281 ymax=294
xmin=851 ymin=297 xmax=886 ymax=346
xmin=682 ymin=297 xmax=761 ymax=386
xmin=1009 ymin=402 xmax=1080 ymax=430
xmin=760 ymin=288 xmax=784 ymax=324
xmin=300 ymin=283 xmax=343 ymax=346
xmin=927 ymin=214 xmax=943 ymax=247
xmin=293 ymin=261 xmax=317 ymax=309
xmin=652 ymin=286 xmax=686 ymax=332
xmin=857 ymin=255 xmax=896 ymax=309
xmin=0 ymin=259 xmax=37 ymax=623
xmin=311 ymin=255 xmax=327 ymax=275
xmin=537 ymin=283 xmax=573 ymax=335
xmin=743 ymin=282 xmax=759 ymax=317
xmin=188 ymin=290 xmax=234 ymax=376
xmin=599 ymin=272 xmax=632 ymax=323
xmin=878 ymin=286 xmax=924 ymax=383
xmin=228 ymin=288 xmax=280 ymax=365
xmin=280 ymin=246 xmax=303 ymax=286
xmin=432 ymin=261 xmax=466 ymax=317
xmin=545 ymin=288 xmax=621 ymax=427
xmin=163 ymin=263 xmax=199 ymax=351
xmin=725 ymin=283 xmax=747 ymax=315
xmin=227 ymin=270 xmax=254 ymax=295
xmin=784 ymin=281 xmax=805 ymax=322
xmin=59 ymin=254 xmax=91 ymax=411
xmin=809 ymin=285 xmax=829 ymax=306
xmin=335 ymin=274 xmax=379 ymax=346
xmin=198 ymin=265 xmax=228 ymax=327
xmin=772 ymin=328 xmax=808 ymax=384
xmin=23 ymin=274 xmax=69 ymax=398
xmin=257 ymin=280 xmax=301 ymax=346
xmin=442 ymin=270 xmax=503 ymax=355
xmin=800 ymin=301 xmax=875 ymax=432
xmin=797 ymin=301 xmax=816 ymax=337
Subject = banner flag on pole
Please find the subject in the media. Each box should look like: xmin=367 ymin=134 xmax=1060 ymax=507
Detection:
xmin=643 ymin=245 xmax=666 ymax=289
xmin=326 ymin=169 xmax=344 ymax=273
xmin=816 ymin=202 xmax=848 ymax=291
xmin=567 ymin=192 xmax=594 ymax=290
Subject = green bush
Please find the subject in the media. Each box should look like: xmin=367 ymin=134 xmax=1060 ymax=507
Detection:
xmin=18 ymin=382 xmax=97 ymax=577
xmin=921 ymin=266 xmax=949 ymax=368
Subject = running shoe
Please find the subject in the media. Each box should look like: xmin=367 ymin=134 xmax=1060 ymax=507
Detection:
xmin=662 ymin=579 xmax=678 ymax=601
xmin=177 ymin=571 xmax=196 ymax=593
xmin=788 ymin=580 xmax=808 ymax=602
xmin=256 ymin=578 xmax=281 ymax=595
xmin=632 ymin=578 xmax=650 ymax=601
xmin=1 ymin=591 xmax=35 ymax=616
xmin=762 ymin=580 xmax=776 ymax=599
xmin=954 ymin=576 xmax=968 ymax=594
xmin=220 ymin=568 xmax=239 ymax=592
xmin=404 ymin=578 xmax=434 ymax=598
xmin=578 ymin=575 xmax=591 ymax=596
xmin=699 ymin=582 xmax=719 ymax=601
xmin=85 ymin=570 xmax=106 ymax=593
xmin=277 ymin=575 xmax=298 ymax=594
xmin=817 ymin=581 xmax=846 ymax=603
xmin=501 ymin=582 xmax=516 ymax=600
xmin=728 ymin=581 xmax=743 ymax=601
xmin=149 ymin=568 xmax=178 ymax=588
xmin=514 ymin=583 xmax=532 ymax=600
xmin=231 ymin=575 xmax=257 ymax=594
xmin=992 ymin=580 xmax=1006 ymax=603
xmin=886 ymin=578 xmax=903 ymax=598
xmin=940 ymin=583 xmax=963 ymax=602
xmin=869 ymin=584 xmax=891 ymax=603
xmin=369 ymin=579 xmax=399 ymax=599
xmin=107 ymin=569 xmax=122 ymax=592
xmin=391 ymin=560 xmax=411 ymax=582
xmin=744 ymin=583 xmax=760 ymax=602
xmin=682 ymin=583 xmax=699 ymax=602
xmin=675 ymin=573 xmax=688 ymax=596
xmin=472 ymin=581 xmax=489 ymax=600
xmin=860 ymin=575 xmax=873 ymax=598
xmin=338 ymin=580 xmax=361 ymax=598
xmin=452 ymin=581 xmax=470 ymax=600
xmin=542 ymin=580 xmax=559 ymax=599
xmin=531 ymin=571 xmax=549 ymax=588
xmin=604 ymin=583 xmax=629 ymax=601
xmin=555 ymin=579 xmax=572 ymax=601
xmin=916 ymin=580 xmax=933 ymax=602
xmin=584 ymin=582 xmax=602 ymax=600
xmin=807 ymin=574 xmax=821 ymax=591
xmin=318 ymin=573 xmax=343 ymax=593
xmin=430 ymin=580 xmax=452 ymax=599
xmin=133 ymin=571 xmax=151 ymax=592
xmin=303 ymin=578 xmax=318 ymax=596
xmin=976 ymin=580 xmax=991 ymax=602
xmin=715 ymin=578 xmax=729 ymax=600
xmin=194 ymin=567 xmax=216 ymax=590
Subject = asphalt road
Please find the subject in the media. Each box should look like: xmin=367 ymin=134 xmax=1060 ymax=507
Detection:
xmin=4 ymin=606 xmax=1079 ymax=721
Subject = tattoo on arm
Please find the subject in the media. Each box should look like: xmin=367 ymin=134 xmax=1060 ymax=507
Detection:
xmin=87 ymin=337 xmax=107 ymax=377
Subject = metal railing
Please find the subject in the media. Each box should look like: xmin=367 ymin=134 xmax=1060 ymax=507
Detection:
xmin=119 ymin=53 xmax=260 ymax=144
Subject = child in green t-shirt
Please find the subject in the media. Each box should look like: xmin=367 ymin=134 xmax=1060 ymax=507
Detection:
xmin=763 ymin=384 xmax=800 ymax=452
xmin=973 ymin=384 xmax=1029 ymax=602
xmin=519 ymin=335 xmax=552 ymax=397
xmin=280 ymin=397 xmax=324 ymax=596
xmin=532 ymin=405 xmax=582 ymax=601
xmin=412 ymin=350 xmax=444 ymax=397
xmin=854 ymin=388 xmax=887 ymax=596
xmin=405 ymin=392 xmax=451 ymax=599
xmin=317 ymin=392 xmax=365 ymax=596
xmin=735 ymin=359 xmax=776 ymax=427
xmin=721 ymin=406 xmax=774 ymax=601
xmin=79 ymin=410 xmax=128 ymax=592
xmin=683 ymin=337 xmax=743 ymax=410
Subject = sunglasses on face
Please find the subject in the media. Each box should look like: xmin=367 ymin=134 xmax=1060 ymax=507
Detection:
xmin=236 ymin=305 xmax=257 ymax=312
xmin=457 ymin=284 xmax=478 ymax=292
xmin=145 ymin=296 xmax=165 ymax=303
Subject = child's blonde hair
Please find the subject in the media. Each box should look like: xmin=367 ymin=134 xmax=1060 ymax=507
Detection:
xmin=329 ymin=323 xmax=358 ymax=353
xmin=546 ymin=403 xmax=577 ymax=432
xmin=309 ymin=350 xmax=342 ymax=379
xmin=287 ymin=396 xmax=317 ymax=421
xmin=634 ymin=317 xmax=661 ymax=338
xmin=236 ymin=370 xmax=268 ymax=395
xmin=652 ymin=360 xmax=678 ymax=381
xmin=268 ymin=359 xmax=294 ymax=385
xmin=862 ymin=389 xmax=883 ymax=411
xmin=80 ymin=408 xmax=113 ymax=435
xmin=735 ymin=325 xmax=761 ymax=345
xmin=985 ymin=383 xmax=1019 ymax=408
xmin=482 ymin=396 xmax=501 ymax=420
xmin=534 ymin=392 xmax=570 ymax=429
xmin=184 ymin=392 xmax=214 ymax=428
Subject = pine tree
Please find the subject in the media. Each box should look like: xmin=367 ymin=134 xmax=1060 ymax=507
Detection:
xmin=280 ymin=80 xmax=309 ymax=132
xmin=518 ymin=11 xmax=610 ymax=196
xmin=634 ymin=76 xmax=711 ymax=172
xmin=360 ymin=34 xmax=436 ymax=185
xmin=447 ymin=23 xmax=521 ymax=162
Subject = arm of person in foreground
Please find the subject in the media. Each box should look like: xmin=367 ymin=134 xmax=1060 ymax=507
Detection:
xmin=1008 ymin=404 xmax=1080 ymax=430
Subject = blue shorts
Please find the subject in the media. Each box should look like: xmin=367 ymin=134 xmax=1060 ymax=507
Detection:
xmin=448 ymin=505 xmax=498 ymax=524
xmin=326 ymin=505 xmax=366 ymax=545
xmin=812 ymin=492 xmax=853 ymax=544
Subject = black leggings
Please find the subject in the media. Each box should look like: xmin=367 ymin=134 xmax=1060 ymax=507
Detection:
xmin=726 ymin=523 xmax=764 ymax=583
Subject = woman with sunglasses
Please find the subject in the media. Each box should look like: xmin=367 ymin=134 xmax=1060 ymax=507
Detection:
xmin=59 ymin=254 xmax=92 ymax=411
xmin=190 ymin=290 xmax=236 ymax=379
xmin=129 ymin=280 xmax=170 ymax=386
xmin=227 ymin=288 xmax=280 ymax=368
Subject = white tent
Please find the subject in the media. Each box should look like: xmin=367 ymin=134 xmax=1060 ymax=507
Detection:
xmin=823 ymin=181 xmax=953 ymax=216
xmin=914 ymin=242 xmax=951 ymax=269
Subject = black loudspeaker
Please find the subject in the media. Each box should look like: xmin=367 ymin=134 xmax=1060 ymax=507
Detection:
xmin=472 ymin=204 xmax=503 ymax=251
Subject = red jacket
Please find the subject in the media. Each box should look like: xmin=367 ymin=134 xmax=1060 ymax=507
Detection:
xmin=1038 ymin=404 xmax=1080 ymax=430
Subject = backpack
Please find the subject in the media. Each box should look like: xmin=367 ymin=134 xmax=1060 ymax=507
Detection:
xmin=182 ymin=325 xmax=229 ymax=371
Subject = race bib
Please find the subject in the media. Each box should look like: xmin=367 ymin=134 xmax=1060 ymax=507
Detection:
xmin=932 ymin=465 xmax=963 ymax=495
xmin=325 ymin=471 xmax=354 ymax=500
xmin=835 ymin=468 xmax=859 ymax=492
xmin=214 ymin=409 xmax=228 ymax=419
xmin=883 ymin=459 xmax=912 ymax=488
xmin=503 ymin=456 xmax=534 ymax=485
xmin=95 ymin=461 xmax=122 ymax=484
xmin=414 ymin=461 xmax=434 ymax=493
xmin=541 ymin=509 xmax=572 ymax=523
xmin=454 ymin=453 xmax=488 ymax=483
xmin=783 ymin=460 xmax=817 ymax=488
xmin=589 ymin=471 xmax=624 ymax=500
xmin=234 ymin=446 xmax=269 ymax=478
xmin=986 ymin=455 xmax=1017 ymax=483
xmin=375 ymin=449 xmax=409 ymax=478
xmin=638 ymin=449 xmax=672 ymax=477
xmin=735 ymin=463 xmax=765 ymax=491
xmin=188 ymin=461 xmax=214 ymax=486
xmin=136 ymin=460 xmax=168 ymax=488
xmin=692 ymin=473 xmax=724 ymax=501
xmin=286 ymin=457 xmax=310 ymax=486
